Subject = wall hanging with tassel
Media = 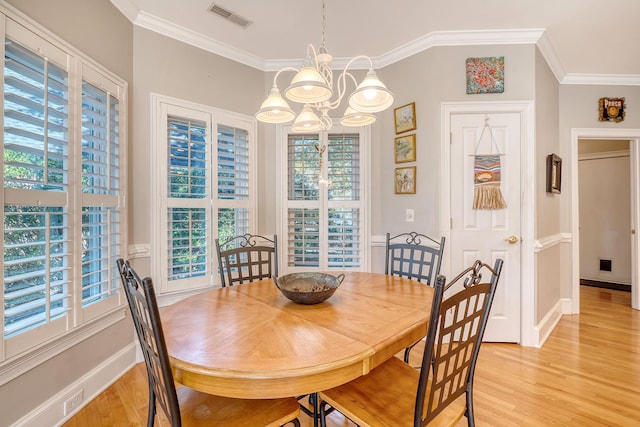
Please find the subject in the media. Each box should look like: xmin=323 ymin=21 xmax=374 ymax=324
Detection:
xmin=473 ymin=119 xmax=506 ymax=210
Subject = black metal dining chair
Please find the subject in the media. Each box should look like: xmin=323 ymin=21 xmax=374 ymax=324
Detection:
xmin=215 ymin=233 xmax=278 ymax=287
xmin=318 ymin=259 xmax=503 ymax=427
xmin=116 ymin=259 xmax=300 ymax=427
xmin=385 ymin=231 xmax=445 ymax=362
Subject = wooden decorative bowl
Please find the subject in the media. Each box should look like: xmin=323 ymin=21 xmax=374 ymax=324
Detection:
xmin=272 ymin=272 xmax=345 ymax=305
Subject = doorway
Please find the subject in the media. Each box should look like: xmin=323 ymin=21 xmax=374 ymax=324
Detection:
xmin=578 ymin=139 xmax=631 ymax=293
xmin=570 ymin=129 xmax=640 ymax=312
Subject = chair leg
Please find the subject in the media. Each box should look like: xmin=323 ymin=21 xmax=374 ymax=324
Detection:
xmin=311 ymin=392 xmax=319 ymax=427
xmin=466 ymin=388 xmax=475 ymax=427
xmin=403 ymin=345 xmax=412 ymax=363
xmin=318 ymin=399 xmax=328 ymax=427
xmin=146 ymin=388 xmax=156 ymax=427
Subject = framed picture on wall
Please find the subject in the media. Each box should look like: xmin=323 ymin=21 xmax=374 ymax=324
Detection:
xmin=546 ymin=153 xmax=562 ymax=193
xmin=394 ymin=134 xmax=416 ymax=163
xmin=395 ymin=166 xmax=416 ymax=194
xmin=394 ymin=102 xmax=416 ymax=134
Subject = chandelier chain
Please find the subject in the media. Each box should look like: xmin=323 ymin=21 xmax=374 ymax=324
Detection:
xmin=321 ymin=0 xmax=326 ymax=49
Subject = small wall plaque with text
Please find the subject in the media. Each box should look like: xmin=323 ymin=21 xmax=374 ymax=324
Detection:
xmin=599 ymin=97 xmax=625 ymax=122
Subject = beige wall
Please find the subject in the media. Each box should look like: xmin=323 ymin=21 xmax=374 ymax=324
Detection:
xmin=2 ymin=1 xmax=134 ymax=425
xmin=130 ymin=27 xmax=265 ymax=277
xmin=368 ymin=44 xmax=536 ymax=273
xmin=378 ymin=44 xmax=536 ymax=238
xmin=534 ymin=47 xmax=562 ymax=321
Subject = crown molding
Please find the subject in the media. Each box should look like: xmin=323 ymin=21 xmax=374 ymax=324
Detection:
xmin=561 ymin=73 xmax=640 ymax=86
xmin=110 ymin=1 xmax=640 ymax=85
xmin=375 ymin=28 xmax=546 ymax=68
xmin=134 ymin=11 xmax=266 ymax=70
xmin=535 ymin=30 xmax=566 ymax=82
xmin=109 ymin=0 xmax=139 ymax=22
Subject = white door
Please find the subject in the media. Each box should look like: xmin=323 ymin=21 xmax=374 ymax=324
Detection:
xmin=450 ymin=113 xmax=521 ymax=342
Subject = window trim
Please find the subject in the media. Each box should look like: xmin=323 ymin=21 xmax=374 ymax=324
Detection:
xmin=0 ymin=3 xmax=128 ymax=377
xmin=275 ymin=123 xmax=371 ymax=273
xmin=149 ymin=93 xmax=257 ymax=293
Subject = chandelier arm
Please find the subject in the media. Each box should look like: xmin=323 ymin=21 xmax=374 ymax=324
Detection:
xmin=272 ymin=66 xmax=300 ymax=86
xmin=306 ymin=44 xmax=320 ymax=68
xmin=343 ymin=55 xmax=375 ymax=73
xmin=323 ymin=55 xmax=376 ymax=111
xmin=321 ymin=70 xmax=358 ymax=111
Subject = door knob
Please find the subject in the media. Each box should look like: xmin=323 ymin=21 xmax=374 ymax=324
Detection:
xmin=506 ymin=235 xmax=518 ymax=244
xmin=632 ymin=229 xmax=636 ymax=235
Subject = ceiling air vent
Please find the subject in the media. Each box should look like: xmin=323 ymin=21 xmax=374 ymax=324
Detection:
xmin=209 ymin=3 xmax=252 ymax=29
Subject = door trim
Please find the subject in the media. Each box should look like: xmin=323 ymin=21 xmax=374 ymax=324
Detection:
xmin=570 ymin=129 xmax=640 ymax=312
xmin=441 ymin=101 xmax=535 ymax=346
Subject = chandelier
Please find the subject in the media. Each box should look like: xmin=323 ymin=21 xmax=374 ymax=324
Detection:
xmin=255 ymin=0 xmax=394 ymax=132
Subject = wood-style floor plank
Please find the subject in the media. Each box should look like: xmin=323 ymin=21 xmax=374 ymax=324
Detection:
xmin=64 ymin=286 xmax=640 ymax=426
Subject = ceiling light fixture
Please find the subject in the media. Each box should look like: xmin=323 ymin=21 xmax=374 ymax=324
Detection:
xmin=255 ymin=0 xmax=393 ymax=132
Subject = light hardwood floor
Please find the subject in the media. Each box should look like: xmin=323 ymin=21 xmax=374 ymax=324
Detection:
xmin=64 ymin=286 xmax=640 ymax=426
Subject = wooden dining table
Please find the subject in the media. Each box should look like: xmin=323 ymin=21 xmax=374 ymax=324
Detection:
xmin=161 ymin=272 xmax=433 ymax=400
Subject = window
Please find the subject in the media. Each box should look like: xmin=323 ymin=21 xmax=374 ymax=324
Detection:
xmin=151 ymin=95 xmax=256 ymax=291
xmin=279 ymin=126 xmax=370 ymax=272
xmin=1 ymin=16 xmax=127 ymax=362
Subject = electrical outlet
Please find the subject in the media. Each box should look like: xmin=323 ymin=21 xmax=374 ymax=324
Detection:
xmin=64 ymin=389 xmax=84 ymax=416
xmin=405 ymin=208 xmax=414 ymax=222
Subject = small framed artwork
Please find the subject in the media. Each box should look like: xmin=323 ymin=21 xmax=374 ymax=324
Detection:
xmin=394 ymin=134 xmax=416 ymax=163
xmin=394 ymin=102 xmax=416 ymax=134
xmin=466 ymin=56 xmax=505 ymax=94
xmin=599 ymin=97 xmax=625 ymax=122
xmin=395 ymin=166 xmax=416 ymax=194
xmin=546 ymin=153 xmax=562 ymax=194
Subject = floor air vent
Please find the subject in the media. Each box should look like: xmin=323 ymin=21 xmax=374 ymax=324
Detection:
xmin=209 ymin=3 xmax=252 ymax=28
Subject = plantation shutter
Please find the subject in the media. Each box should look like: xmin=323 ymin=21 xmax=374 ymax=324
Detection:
xmin=327 ymin=133 xmax=361 ymax=268
xmin=3 ymin=37 xmax=71 ymax=341
xmin=285 ymin=130 xmax=363 ymax=270
xmin=81 ymin=77 xmax=122 ymax=313
xmin=166 ymin=115 xmax=211 ymax=286
xmin=217 ymin=124 xmax=250 ymax=244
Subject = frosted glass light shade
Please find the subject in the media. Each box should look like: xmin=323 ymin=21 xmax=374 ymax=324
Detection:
xmin=255 ymin=87 xmax=296 ymax=123
xmin=291 ymin=104 xmax=323 ymax=132
xmin=340 ymin=106 xmax=376 ymax=127
xmin=348 ymin=70 xmax=394 ymax=113
xmin=285 ymin=66 xmax=333 ymax=104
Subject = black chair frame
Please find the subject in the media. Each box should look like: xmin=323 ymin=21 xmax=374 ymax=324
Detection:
xmin=385 ymin=231 xmax=445 ymax=286
xmin=417 ymin=258 xmax=503 ymax=426
xmin=215 ymin=233 xmax=278 ymax=287
xmin=385 ymin=231 xmax=445 ymax=363
xmin=117 ymin=258 xmax=182 ymax=426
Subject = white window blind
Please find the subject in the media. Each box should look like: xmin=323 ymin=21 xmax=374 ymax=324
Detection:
xmin=217 ymin=124 xmax=250 ymax=245
xmin=81 ymin=80 xmax=121 ymax=309
xmin=3 ymin=38 xmax=71 ymax=340
xmin=2 ymin=20 xmax=127 ymax=361
xmin=152 ymin=96 xmax=256 ymax=291
xmin=284 ymin=129 xmax=365 ymax=271
xmin=166 ymin=116 xmax=210 ymax=282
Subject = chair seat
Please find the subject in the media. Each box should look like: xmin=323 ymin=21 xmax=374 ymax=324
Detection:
xmin=177 ymin=386 xmax=300 ymax=426
xmin=319 ymin=357 xmax=465 ymax=427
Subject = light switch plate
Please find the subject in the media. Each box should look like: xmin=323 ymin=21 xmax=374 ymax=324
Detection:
xmin=406 ymin=209 xmax=414 ymax=222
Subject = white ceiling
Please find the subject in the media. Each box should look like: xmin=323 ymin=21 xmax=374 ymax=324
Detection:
xmin=110 ymin=0 xmax=640 ymax=84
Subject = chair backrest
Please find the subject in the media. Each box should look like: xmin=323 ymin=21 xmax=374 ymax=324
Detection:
xmin=385 ymin=232 xmax=445 ymax=285
xmin=215 ymin=233 xmax=278 ymax=287
xmin=117 ymin=259 xmax=182 ymax=427
xmin=415 ymin=258 xmax=503 ymax=426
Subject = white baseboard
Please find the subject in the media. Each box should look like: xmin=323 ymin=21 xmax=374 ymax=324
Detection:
xmin=533 ymin=298 xmax=571 ymax=348
xmin=13 ymin=343 xmax=137 ymax=427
